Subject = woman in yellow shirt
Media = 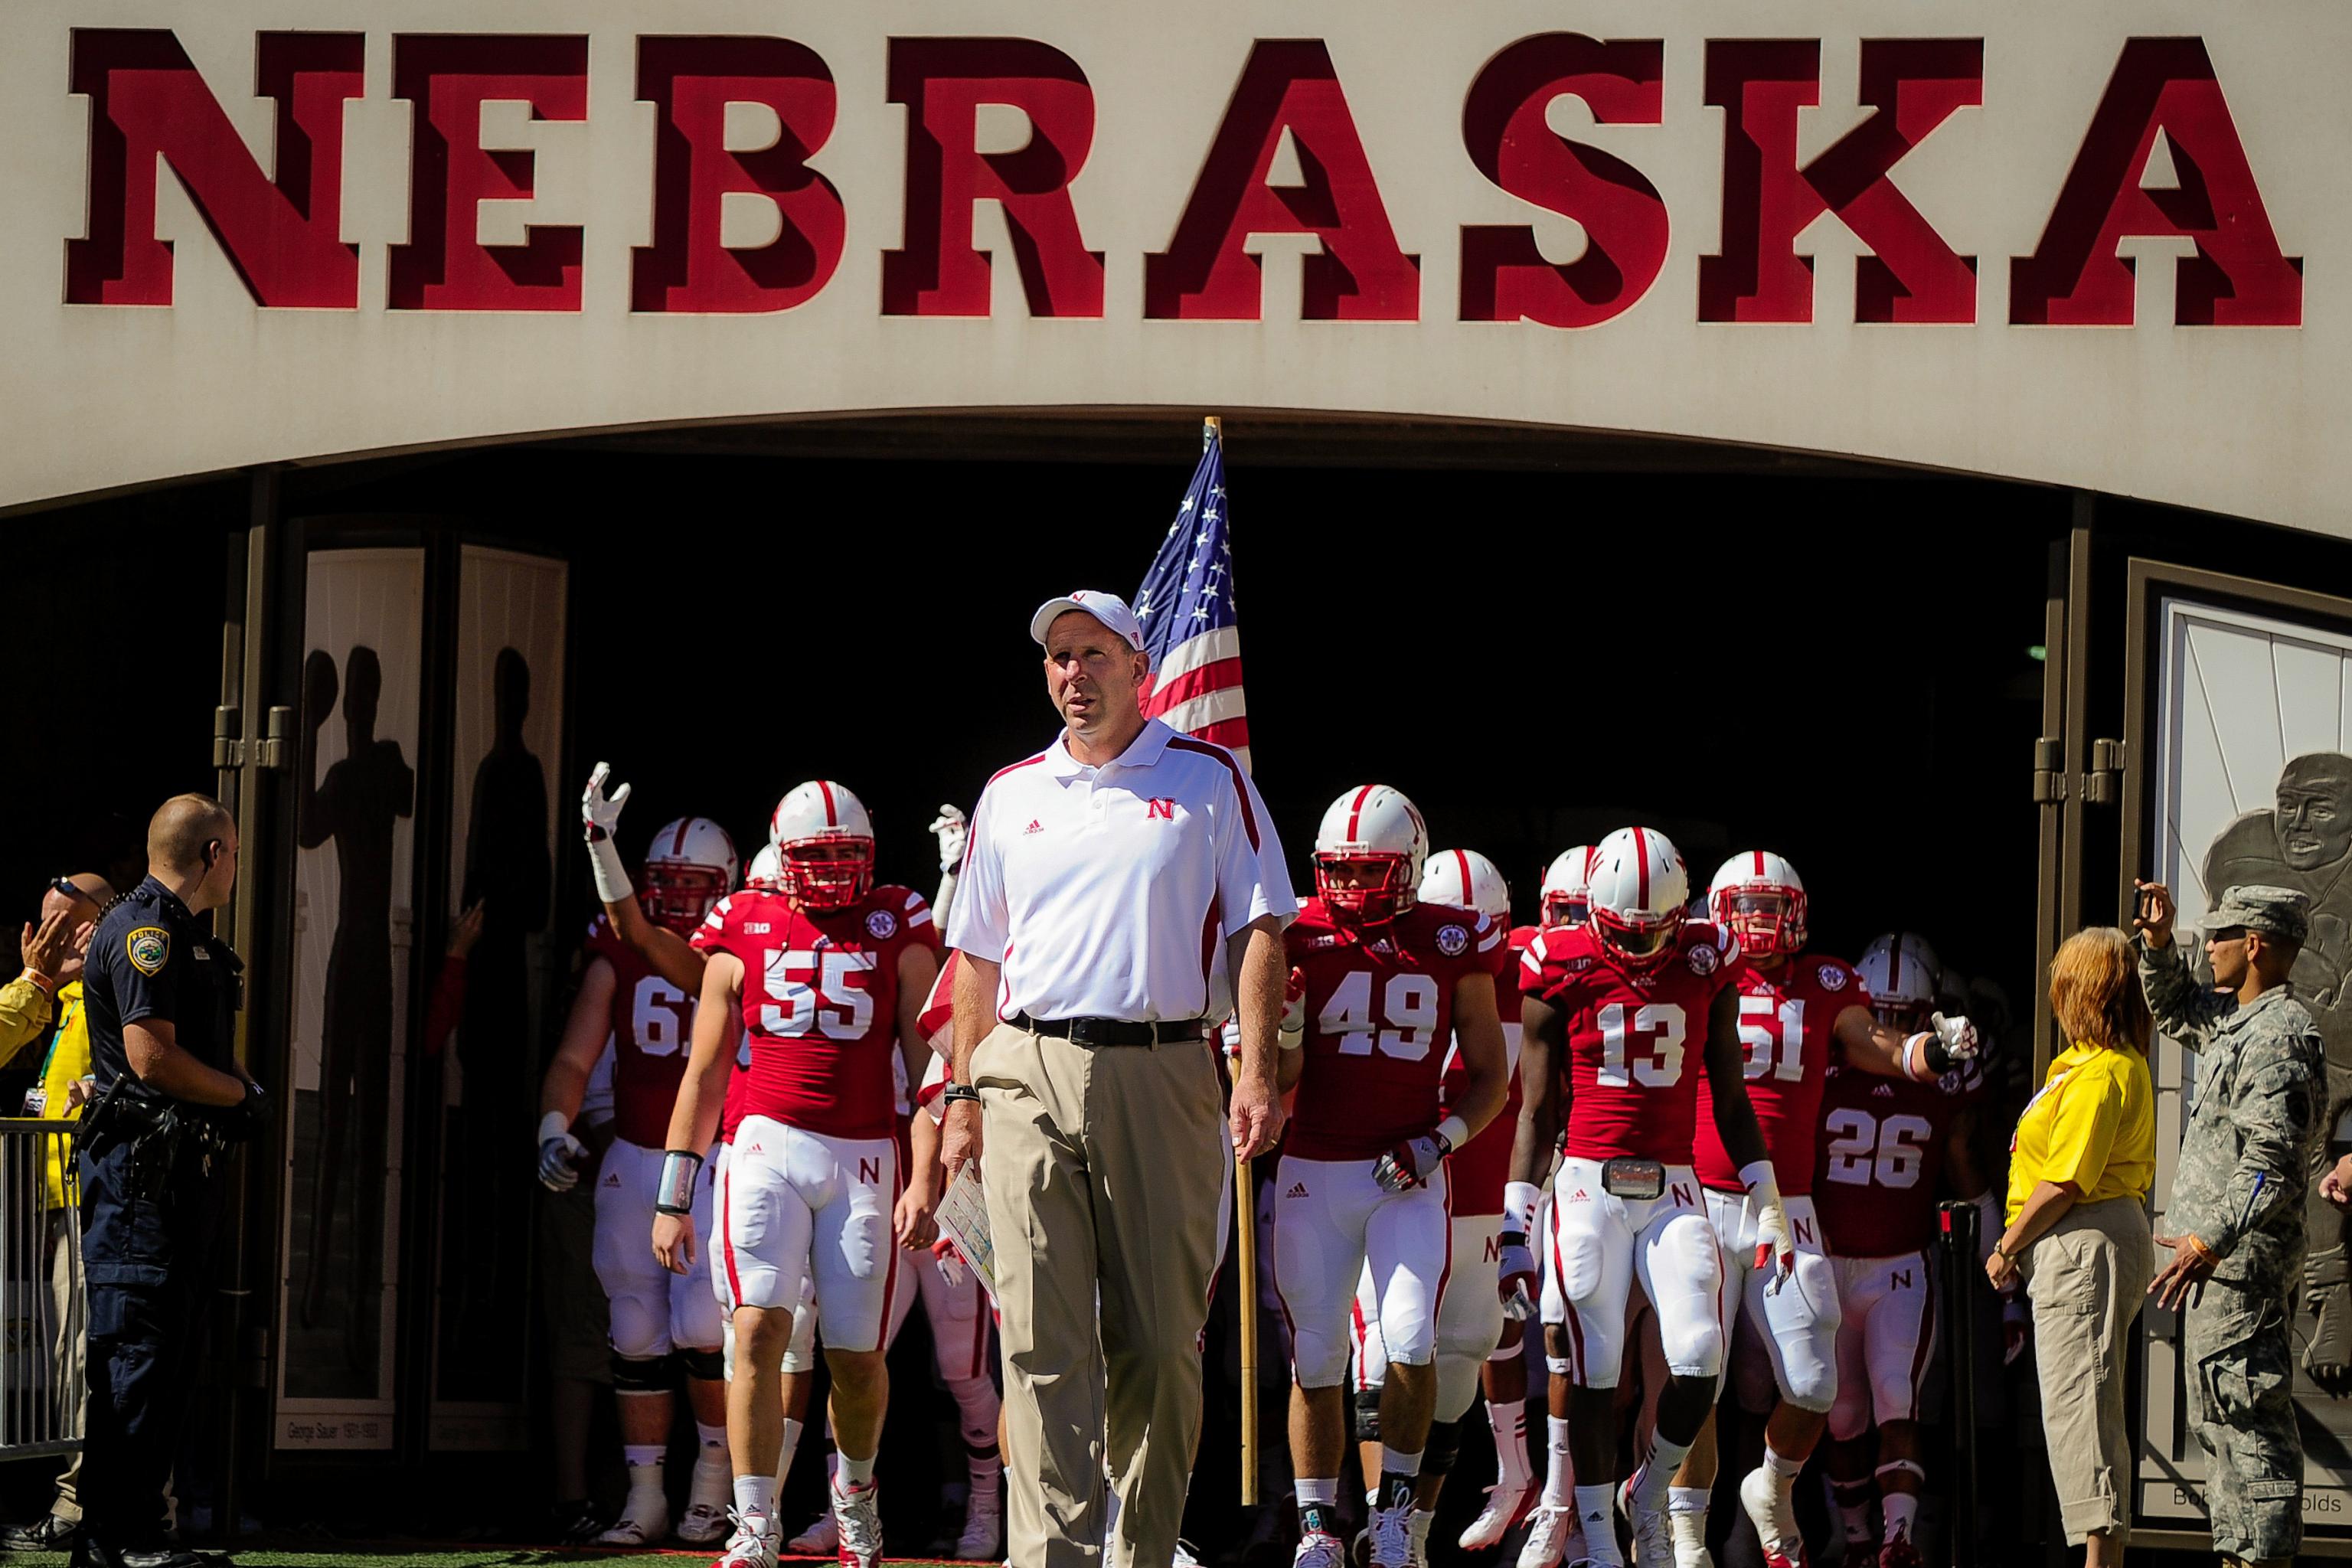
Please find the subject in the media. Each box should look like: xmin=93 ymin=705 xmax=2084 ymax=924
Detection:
xmin=1987 ymin=926 xmax=2157 ymax=1566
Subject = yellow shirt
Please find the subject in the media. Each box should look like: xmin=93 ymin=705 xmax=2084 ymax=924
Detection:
xmin=31 ymin=981 xmax=90 ymax=1210
xmin=2007 ymin=1040 xmax=2155 ymax=1223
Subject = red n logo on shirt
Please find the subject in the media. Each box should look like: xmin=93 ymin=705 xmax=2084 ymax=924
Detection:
xmin=1147 ymin=798 xmax=1176 ymax=819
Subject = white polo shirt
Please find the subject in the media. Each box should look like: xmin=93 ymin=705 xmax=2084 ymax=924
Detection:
xmin=946 ymin=717 xmax=1295 ymax=1023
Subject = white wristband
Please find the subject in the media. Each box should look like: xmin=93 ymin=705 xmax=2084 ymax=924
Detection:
xmin=537 ymin=1110 xmax=573 ymax=1147
xmin=587 ymin=834 xmax=633 ymax=905
xmin=1436 ymin=1115 xmax=1471 ymax=1151
xmin=1904 ymin=1031 xmax=1934 ymax=1082
xmin=1504 ymin=1181 xmax=1544 ymax=1235
xmin=1739 ymin=1160 xmax=1781 ymax=1202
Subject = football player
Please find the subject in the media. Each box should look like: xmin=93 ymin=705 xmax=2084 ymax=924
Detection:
xmin=1670 ymin=860 xmax=1981 ymax=1568
xmin=1277 ymin=789 xmax=1512 ymax=1568
xmin=537 ymin=815 xmax=740 ymax=1545
xmin=642 ymin=779 xmax=940 ymax=1568
xmin=1509 ymin=826 xmax=1784 ymax=1568
xmin=1818 ymin=933 xmax=1994 ymax=1568
xmin=1348 ymin=848 xmax=1538 ymax=1563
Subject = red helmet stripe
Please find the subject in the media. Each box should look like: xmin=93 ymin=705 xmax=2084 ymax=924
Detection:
xmin=1452 ymin=849 xmax=1471 ymax=900
xmin=673 ymin=818 xmax=692 ymax=855
xmin=1632 ymin=828 xmax=1651 ymax=906
xmin=1347 ymin=785 xmax=1374 ymax=842
xmin=818 ymin=780 xmax=838 ymax=826
xmin=1753 ymin=849 xmax=1765 ymax=877
xmin=1890 ymin=937 xmax=1904 ymax=994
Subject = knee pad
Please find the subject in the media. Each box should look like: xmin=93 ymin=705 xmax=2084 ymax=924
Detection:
xmin=1423 ymin=1419 xmax=1461 ymax=1477
xmin=1354 ymin=1387 xmax=1383 ymax=1445
xmin=678 ymin=1346 xmax=725 ymax=1382
xmin=608 ymin=1294 xmax=673 ymax=1362
xmin=611 ymin=1351 xmax=675 ymax=1393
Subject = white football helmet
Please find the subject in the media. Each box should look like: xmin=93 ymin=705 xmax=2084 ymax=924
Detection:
xmin=769 ymin=780 xmax=876 ymax=910
xmin=1420 ymin=848 xmax=1510 ymax=921
xmin=643 ymin=816 xmax=739 ymax=934
xmin=1540 ymin=846 xmax=1596 ymax=929
xmin=1709 ymin=850 xmax=1808 ymax=958
xmin=1857 ymin=932 xmax=1941 ymax=1028
xmin=745 ymin=843 xmax=782 ymax=893
xmin=1313 ymin=785 xmax=1429 ymax=928
xmin=1586 ymin=826 xmax=1689 ymax=972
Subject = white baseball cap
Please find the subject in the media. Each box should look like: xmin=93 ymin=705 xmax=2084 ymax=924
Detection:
xmin=1030 ymin=590 xmax=1145 ymax=651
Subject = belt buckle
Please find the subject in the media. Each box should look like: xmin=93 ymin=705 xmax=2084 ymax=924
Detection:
xmin=1601 ymin=1158 xmax=1666 ymax=1201
xmin=1067 ymin=1018 xmax=1106 ymax=1047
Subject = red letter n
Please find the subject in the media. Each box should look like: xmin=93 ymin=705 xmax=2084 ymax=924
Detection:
xmin=1459 ymin=34 xmax=1668 ymax=329
xmin=2010 ymin=38 xmax=2301 ymax=325
xmin=1699 ymin=39 xmax=1982 ymax=323
xmin=632 ymin=37 xmax=844 ymax=315
xmin=883 ymin=38 xmax=1103 ymax=318
xmin=389 ymin=35 xmax=588 ymax=312
xmin=67 ymin=30 xmax=363 ymax=307
xmin=1145 ymin=41 xmax=1419 ymax=321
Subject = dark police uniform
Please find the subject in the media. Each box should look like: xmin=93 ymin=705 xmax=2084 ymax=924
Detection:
xmin=77 ymin=875 xmax=248 ymax=1563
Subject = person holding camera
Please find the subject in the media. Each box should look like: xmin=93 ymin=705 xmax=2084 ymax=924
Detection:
xmin=76 ymin=795 xmax=266 ymax=1568
xmin=2134 ymin=881 xmax=2327 ymax=1568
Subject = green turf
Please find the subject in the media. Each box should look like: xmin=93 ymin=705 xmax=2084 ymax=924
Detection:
xmin=8 ymin=1556 xmax=972 ymax=1568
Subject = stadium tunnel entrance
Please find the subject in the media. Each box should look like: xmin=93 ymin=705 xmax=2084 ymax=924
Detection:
xmin=12 ymin=412 xmax=2352 ymax=1551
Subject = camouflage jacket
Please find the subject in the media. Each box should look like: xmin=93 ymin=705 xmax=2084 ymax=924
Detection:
xmin=2140 ymin=936 xmax=2327 ymax=1284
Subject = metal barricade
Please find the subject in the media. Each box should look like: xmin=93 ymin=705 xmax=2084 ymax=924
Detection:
xmin=0 ymin=1119 xmax=80 ymax=1461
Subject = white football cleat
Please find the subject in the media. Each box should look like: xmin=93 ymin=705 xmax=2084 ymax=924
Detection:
xmin=1619 ymin=1467 xmax=1672 ymax=1568
xmin=788 ymin=1511 xmax=840 ymax=1555
xmin=678 ymin=1502 xmax=731 ymax=1546
xmin=1736 ymin=1468 xmax=1806 ymax=1568
xmin=1367 ymin=1496 xmax=1415 ymax=1568
xmin=598 ymin=1508 xmax=671 ymax=1547
xmin=832 ymin=1481 xmax=884 ymax=1568
xmin=714 ymin=1511 xmax=780 ymax=1568
xmin=955 ymin=1485 xmax=1004 ymax=1560
xmin=1462 ymin=1481 xmax=1536 ymax=1551
xmin=1516 ymin=1504 xmax=1579 ymax=1568
xmin=1294 ymin=1529 xmax=1349 ymax=1568
xmin=1172 ymin=1542 xmax=1205 ymax=1568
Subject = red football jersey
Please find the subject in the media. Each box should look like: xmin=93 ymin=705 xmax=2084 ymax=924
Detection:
xmin=1692 ymin=955 xmax=1871 ymax=1195
xmin=1518 ymin=919 xmax=1747 ymax=1165
xmin=583 ymin=914 xmax=697 ymax=1148
xmin=1439 ymin=924 xmax=1534 ymax=1217
xmin=1813 ymin=1057 xmax=1981 ymax=1257
xmin=1283 ymin=898 xmax=1510 ymax=1162
xmin=692 ymin=884 xmax=942 ymax=1141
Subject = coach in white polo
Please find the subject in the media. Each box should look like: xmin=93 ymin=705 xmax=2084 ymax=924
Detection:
xmin=942 ymin=589 xmax=1294 ymax=1568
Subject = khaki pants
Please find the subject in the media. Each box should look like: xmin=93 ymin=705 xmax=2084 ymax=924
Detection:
xmin=973 ymin=1022 xmax=1228 ymax=1568
xmin=48 ymin=1209 xmax=83 ymax=1522
xmin=2024 ymin=1196 xmax=2154 ymax=1547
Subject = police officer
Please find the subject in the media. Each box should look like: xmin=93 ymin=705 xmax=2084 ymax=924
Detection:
xmin=2134 ymin=880 xmax=2327 ymax=1568
xmin=76 ymin=795 xmax=265 ymax=1568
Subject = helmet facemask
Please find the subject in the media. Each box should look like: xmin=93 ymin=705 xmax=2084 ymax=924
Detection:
xmin=1591 ymin=904 xmax=1678 ymax=972
xmin=1542 ymin=890 xmax=1591 ymax=930
xmin=779 ymin=835 xmax=875 ymax=910
xmin=642 ymin=863 xmax=730 ymax=935
xmin=1315 ymin=853 xmax=1416 ymax=930
xmin=1713 ymin=885 xmax=1807 ymax=958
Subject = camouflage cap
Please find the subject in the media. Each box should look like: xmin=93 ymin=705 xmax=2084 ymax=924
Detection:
xmin=2202 ymin=884 xmax=2311 ymax=942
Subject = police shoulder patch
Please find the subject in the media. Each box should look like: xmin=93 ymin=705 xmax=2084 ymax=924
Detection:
xmin=865 ymin=909 xmax=899 ymax=940
xmin=126 ymin=926 xmax=171 ymax=976
xmin=1435 ymin=923 xmax=1469 ymax=957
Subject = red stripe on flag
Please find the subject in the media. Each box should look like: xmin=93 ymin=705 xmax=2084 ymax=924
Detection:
xmin=1190 ymin=717 xmax=1250 ymax=750
xmin=1141 ymin=657 xmax=1246 ymax=718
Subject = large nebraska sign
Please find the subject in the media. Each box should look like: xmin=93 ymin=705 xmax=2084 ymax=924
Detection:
xmin=1 ymin=2 xmax=2346 ymax=531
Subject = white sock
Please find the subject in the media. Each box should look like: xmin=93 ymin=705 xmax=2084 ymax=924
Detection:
xmin=1543 ymin=1417 xmax=1576 ymax=1508
xmin=1408 ymin=1510 xmax=1435 ymax=1551
xmin=1762 ymin=1443 xmax=1804 ymax=1493
xmin=622 ymin=1445 xmax=665 ymax=1513
xmin=624 ymin=1443 xmax=665 ymax=1473
xmin=733 ymin=1474 xmax=776 ymax=1523
xmin=1635 ymin=1435 xmax=1691 ymax=1506
xmin=838 ymin=1451 xmax=877 ymax=1491
xmin=1379 ymin=1445 xmax=1423 ymax=1481
xmin=970 ymin=1447 xmax=1004 ymax=1488
xmin=1489 ymin=1400 xmax=1532 ymax=1491
xmin=689 ymin=1439 xmax=731 ymax=1507
xmin=776 ymin=1418 xmax=805 ymax=1487
xmin=1295 ymin=1478 xmax=1340 ymax=1506
xmin=1668 ymin=1488 xmax=1710 ymax=1567
xmin=1668 ymin=1485 xmax=1708 ymax=1518
xmin=1882 ymin=1492 xmax=1918 ymax=1540
xmin=696 ymin=1421 xmax=727 ymax=1451
xmin=1839 ymin=1501 xmax=1874 ymax=1544
xmin=1573 ymin=1485 xmax=1622 ymax=1565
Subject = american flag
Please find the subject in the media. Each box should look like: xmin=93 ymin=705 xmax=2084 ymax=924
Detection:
xmin=1135 ymin=423 xmax=1251 ymax=773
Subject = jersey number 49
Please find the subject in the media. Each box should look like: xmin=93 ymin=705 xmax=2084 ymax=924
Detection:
xmin=1320 ymin=970 xmax=1439 ymax=1061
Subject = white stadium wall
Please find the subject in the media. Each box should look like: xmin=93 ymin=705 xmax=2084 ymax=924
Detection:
xmin=0 ymin=2 xmax=2344 ymax=528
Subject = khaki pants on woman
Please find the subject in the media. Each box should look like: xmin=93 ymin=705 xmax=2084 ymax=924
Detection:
xmin=2024 ymin=1196 xmax=2155 ymax=1547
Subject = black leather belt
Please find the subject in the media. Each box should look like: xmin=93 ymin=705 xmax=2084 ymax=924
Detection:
xmin=1014 ymin=1013 xmax=1204 ymax=1047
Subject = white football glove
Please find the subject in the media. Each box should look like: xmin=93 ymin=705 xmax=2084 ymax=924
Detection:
xmin=1373 ymin=1129 xmax=1452 ymax=1194
xmin=1932 ymin=1011 xmax=1980 ymax=1061
xmin=932 ymin=1236 xmax=969 ymax=1289
xmin=1218 ymin=1016 xmax=1243 ymax=1058
xmin=1281 ymin=967 xmax=1306 ymax=1036
xmin=929 ymin=805 xmax=969 ymax=875
xmin=581 ymin=763 xmax=634 ymax=903
xmin=537 ymin=1116 xmax=586 ymax=1193
xmin=1743 ymin=1162 xmax=1797 ymax=1292
xmin=1498 ymin=1229 xmax=1537 ymax=1321
xmin=1906 ymin=1011 xmax=1981 ymax=1081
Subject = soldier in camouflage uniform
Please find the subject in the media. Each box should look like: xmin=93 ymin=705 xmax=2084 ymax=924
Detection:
xmin=2135 ymin=881 xmax=2328 ymax=1568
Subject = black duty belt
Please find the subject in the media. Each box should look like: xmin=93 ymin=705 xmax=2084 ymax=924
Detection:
xmin=1014 ymin=1013 xmax=1204 ymax=1047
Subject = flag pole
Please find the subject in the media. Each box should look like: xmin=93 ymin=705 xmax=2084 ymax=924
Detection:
xmin=1204 ymin=411 xmax=1258 ymax=1508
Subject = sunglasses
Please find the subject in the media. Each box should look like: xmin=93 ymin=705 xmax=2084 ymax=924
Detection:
xmin=47 ymin=877 xmax=99 ymax=906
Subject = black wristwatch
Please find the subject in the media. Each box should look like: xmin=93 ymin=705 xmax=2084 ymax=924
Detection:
xmin=941 ymin=1083 xmax=981 ymax=1107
